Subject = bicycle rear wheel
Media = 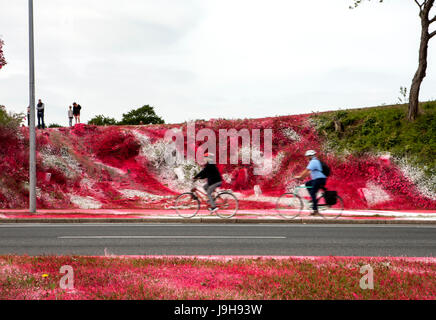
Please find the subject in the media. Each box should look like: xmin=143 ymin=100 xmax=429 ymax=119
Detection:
xmin=175 ymin=192 xmax=200 ymax=218
xmin=214 ymin=192 xmax=238 ymax=219
xmin=316 ymin=194 xmax=344 ymax=219
xmin=276 ymin=193 xmax=303 ymax=219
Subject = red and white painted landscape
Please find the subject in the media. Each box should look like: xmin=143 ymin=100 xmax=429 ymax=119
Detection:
xmin=0 ymin=113 xmax=435 ymax=212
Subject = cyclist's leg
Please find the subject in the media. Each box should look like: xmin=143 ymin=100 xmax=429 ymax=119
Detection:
xmin=305 ymin=180 xmax=317 ymax=211
xmin=207 ymin=182 xmax=222 ymax=208
xmin=311 ymin=178 xmax=327 ymax=211
xmin=203 ymin=183 xmax=210 ymax=203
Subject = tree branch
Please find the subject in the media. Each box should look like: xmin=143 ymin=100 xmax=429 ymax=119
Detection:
xmin=430 ymin=30 xmax=436 ymax=38
xmin=430 ymin=15 xmax=436 ymax=24
xmin=414 ymin=0 xmax=424 ymax=10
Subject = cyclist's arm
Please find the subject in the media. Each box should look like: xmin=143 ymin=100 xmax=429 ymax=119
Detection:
xmin=295 ymin=169 xmax=310 ymax=180
xmin=194 ymin=167 xmax=207 ymax=180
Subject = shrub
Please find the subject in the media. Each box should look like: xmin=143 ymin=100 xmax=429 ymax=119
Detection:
xmin=88 ymin=115 xmax=118 ymax=126
xmin=48 ymin=123 xmax=62 ymax=128
xmin=119 ymin=105 xmax=165 ymax=125
xmin=94 ymin=127 xmax=141 ymax=165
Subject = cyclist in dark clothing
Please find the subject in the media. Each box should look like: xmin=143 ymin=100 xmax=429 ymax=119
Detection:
xmin=194 ymin=153 xmax=222 ymax=213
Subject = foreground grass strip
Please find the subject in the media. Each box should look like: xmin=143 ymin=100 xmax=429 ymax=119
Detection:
xmin=0 ymin=255 xmax=434 ymax=300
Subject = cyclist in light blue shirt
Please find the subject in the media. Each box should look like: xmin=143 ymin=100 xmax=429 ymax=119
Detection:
xmin=295 ymin=150 xmax=327 ymax=215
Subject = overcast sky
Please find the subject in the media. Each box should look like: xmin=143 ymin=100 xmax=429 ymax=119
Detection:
xmin=0 ymin=0 xmax=435 ymax=126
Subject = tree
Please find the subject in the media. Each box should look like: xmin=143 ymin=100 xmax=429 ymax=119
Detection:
xmin=0 ymin=39 xmax=6 ymax=70
xmin=0 ymin=105 xmax=24 ymax=128
xmin=88 ymin=115 xmax=118 ymax=126
xmin=351 ymin=0 xmax=436 ymax=121
xmin=119 ymin=105 xmax=165 ymax=125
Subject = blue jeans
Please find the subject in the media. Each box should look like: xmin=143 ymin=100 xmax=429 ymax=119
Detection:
xmin=37 ymin=111 xmax=45 ymax=129
xmin=305 ymin=178 xmax=326 ymax=211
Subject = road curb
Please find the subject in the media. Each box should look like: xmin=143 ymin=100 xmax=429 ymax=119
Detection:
xmin=0 ymin=218 xmax=435 ymax=224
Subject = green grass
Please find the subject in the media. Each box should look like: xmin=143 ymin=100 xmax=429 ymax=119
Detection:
xmin=312 ymin=101 xmax=436 ymax=179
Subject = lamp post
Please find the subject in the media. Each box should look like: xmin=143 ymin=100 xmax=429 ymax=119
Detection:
xmin=28 ymin=0 xmax=36 ymax=213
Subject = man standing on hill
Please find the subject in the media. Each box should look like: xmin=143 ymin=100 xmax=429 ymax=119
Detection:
xmin=26 ymin=106 xmax=30 ymax=126
xmin=295 ymin=150 xmax=327 ymax=215
xmin=36 ymin=99 xmax=45 ymax=129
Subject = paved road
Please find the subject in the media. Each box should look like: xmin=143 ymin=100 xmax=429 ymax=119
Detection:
xmin=0 ymin=223 xmax=435 ymax=257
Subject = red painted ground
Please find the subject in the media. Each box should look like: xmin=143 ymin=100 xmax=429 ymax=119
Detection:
xmin=1 ymin=116 xmax=435 ymax=211
xmin=1 ymin=208 xmax=435 ymax=220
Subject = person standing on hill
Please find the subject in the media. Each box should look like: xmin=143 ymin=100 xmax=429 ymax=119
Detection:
xmin=36 ymin=99 xmax=45 ymax=129
xmin=295 ymin=150 xmax=327 ymax=216
xmin=27 ymin=106 xmax=30 ymax=126
xmin=68 ymin=106 xmax=74 ymax=127
xmin=72 ymin=102 xmax=81 ymax=125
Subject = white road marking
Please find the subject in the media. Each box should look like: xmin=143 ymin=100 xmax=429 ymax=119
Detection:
xmin=58 ymin=235 xmax=286 ymax=239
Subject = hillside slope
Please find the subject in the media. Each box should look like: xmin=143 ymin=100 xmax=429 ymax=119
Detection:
xmin=0 ymin=104 xmax=435 ymax=210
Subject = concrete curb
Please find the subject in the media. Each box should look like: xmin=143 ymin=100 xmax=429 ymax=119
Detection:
xmin=1 ymin=218 xmax=436 ymax=224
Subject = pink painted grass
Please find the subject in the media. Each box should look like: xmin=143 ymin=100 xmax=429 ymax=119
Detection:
xmin=0 ymin=255 xmax=434 ymax=300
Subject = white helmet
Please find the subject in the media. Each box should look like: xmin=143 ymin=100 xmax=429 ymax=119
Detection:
xmin=305 ymin=150 xmax=316 ymax=157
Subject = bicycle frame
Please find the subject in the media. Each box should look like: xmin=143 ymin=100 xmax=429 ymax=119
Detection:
xmin=190 ymin=187 xmax=218 ymax=204
xmin=276 ymin=179 xmax=343 ymax=219
xmin=175 ymin=183 xmax=239 ymax=219
xmin=289 ymin=184 xmax=328 ymax=210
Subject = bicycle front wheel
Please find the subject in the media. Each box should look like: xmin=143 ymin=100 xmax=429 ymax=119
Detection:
xmin=175 ymin=192 xmax=200 ymax=218
xmin=317 ymin=194 xmax=344 ymax=219
xmin=276 ymin=193 xmax=303 ymax=219
xmin=214 ymin=192 xmax=238 ymax=219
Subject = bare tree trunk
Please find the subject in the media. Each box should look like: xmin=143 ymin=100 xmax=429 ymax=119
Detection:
xmin=408 ymin=0 xmax=435 ymax=121
xmin=408 ymin=22 xmax=429 ymax=120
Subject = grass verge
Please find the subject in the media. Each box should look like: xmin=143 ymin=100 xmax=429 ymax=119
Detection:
xmin=0 ymin=255 xmax=434 ymax=300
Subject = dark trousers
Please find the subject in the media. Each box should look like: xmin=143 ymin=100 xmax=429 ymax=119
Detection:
xmin=305 ymin=178 xmax=326 ymax=211
xmin=37 ymin=111 xmax=45 ymax=129
xmin=204 ymin=182 xmax=222 ymax=208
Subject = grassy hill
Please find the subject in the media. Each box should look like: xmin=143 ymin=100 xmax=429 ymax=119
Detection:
xmin=312 ymin=101 xmax=435 ymax=179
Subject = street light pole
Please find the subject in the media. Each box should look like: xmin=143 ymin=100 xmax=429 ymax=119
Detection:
xmin=28 ymin=0 xmax=36 ymax=213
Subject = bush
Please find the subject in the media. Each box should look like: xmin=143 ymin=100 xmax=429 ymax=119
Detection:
xmin=0 ymin=105 xmax=24 ymax=128
xmin=94 ymin=127 xmax=141 ymax=165
xmin=88 ymin=115 xmax=118 ymax=126
xmin=119 ymin=105 xmax=164 ymax=125
xmin=48 ymin=123 xmax=62 ymax=128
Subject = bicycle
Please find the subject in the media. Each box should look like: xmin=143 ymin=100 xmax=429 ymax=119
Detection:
xmin=276 ymin=179 xmax=344 ymax=219
xmin=174 ymin=182 xmax=239 ymax=219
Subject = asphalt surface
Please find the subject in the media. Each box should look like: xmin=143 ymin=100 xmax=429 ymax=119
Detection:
xmin=1 ymin=223 xmax=435 ymax=257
